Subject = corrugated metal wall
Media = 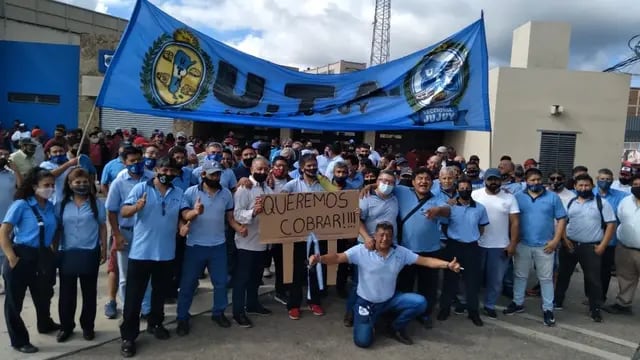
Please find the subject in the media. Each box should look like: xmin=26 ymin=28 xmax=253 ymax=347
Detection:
xmin=100 ymin=108 xmax=174 ymax=138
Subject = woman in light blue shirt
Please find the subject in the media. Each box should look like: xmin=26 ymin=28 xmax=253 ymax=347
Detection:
xmin=56 ymin=167 xmax=107 ymax=343
xmin=0 ymin=167 xmax=59 ymax=354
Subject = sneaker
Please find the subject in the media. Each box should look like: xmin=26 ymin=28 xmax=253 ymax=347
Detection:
xmin=454 ymin=303 xmax=466 ymax=315
xmin=503 ymin=302 xmax=524 ymax=315
xmin=262 ymin=268 xmax=273 ymax=278
xmin=246 ymin=307 xmax=272 ymax=316
xmin=602 ymin=303 xmax=633 ymax=315
xmin=308 ymin=304 xmax=325 ymax=316
xmin=483 ymin=307 xmax=497 ymax=319
xmin=120 ymin=340 xmax=136 ymax=358
xmin=233 ymin=314 xmax=253 ymax=328
xmin=176 ymin=320 xmax=190 ymax=336
xmin=288 ymin=308 xmax=301 ymax=320
xmin=553 ymin=302 xmax=564 ymax=311
xmin=591 ymin=309 xmax=603 ymax=323
xmin=146 ymin=324 xmax=170 ymax=340
xmin=543 ymin=310 xmax=556 ymax=327
xmin=468 ymin=312 xmax=484 ymax=327
xmin=273 ymin=292 xmax=289 ymax=305
xmin=37 ymin=320 xmax=61 ymax=334
xmin=104 ymin=300 xmax=117 ymax=319
xmin=82 ymin=329 xmax=95 ymax=341
xmin=211 ymin=314 xmax=231 ymax=328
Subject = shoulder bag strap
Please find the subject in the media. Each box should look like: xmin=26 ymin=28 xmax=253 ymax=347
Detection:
xmin=28 ymin=204 xmax=46 ymax=249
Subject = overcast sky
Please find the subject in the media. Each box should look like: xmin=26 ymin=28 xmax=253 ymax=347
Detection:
xmin=60 ymin=0 xmax=639 ymax=83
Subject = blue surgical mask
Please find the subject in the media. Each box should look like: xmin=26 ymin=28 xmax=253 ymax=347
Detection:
xmin=206 ymin=154 xmax=222 ymax=162
xmin=597 ymin=180 xmax=612 ymax=191
xmin=378 ymin=183 xmax=394 ymax=195
xmin=127 ymin=161 xmax=145 ymax=175
xmin=527 ymin=184 xmax=544 ymax=193
xmin=50 ymin=155 xmax=68 ymax=165
xmin=143 ymin=157 xmax=156 ymax=169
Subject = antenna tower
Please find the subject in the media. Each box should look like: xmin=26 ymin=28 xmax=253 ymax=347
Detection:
xmin=369 ymin=0 xmax=391 ymax=66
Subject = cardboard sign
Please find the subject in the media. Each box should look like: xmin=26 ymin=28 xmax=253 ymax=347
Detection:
xmin=259 ymin=190 xmax=360 ymax=244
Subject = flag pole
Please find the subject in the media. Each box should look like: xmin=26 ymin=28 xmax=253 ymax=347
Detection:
xmin=77 ymin=103 xmax=97 ymax=154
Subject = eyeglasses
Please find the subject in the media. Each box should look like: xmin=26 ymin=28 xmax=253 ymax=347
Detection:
xmin=549 ymin=176 xmax=563 ymax=181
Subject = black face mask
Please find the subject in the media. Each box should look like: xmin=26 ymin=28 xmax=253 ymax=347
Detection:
xmin=243 ymin=157 xmax=255 ymax=167
xmin=551 ymin=182 xmax=564 ymax=191
xmin=631 ymin=186 xmax=640 ymax=199
xmin=466 ymin=171 xmax=479 ymax=178
xmin=0 ymin=158 xmax=7 ymax=169
xmin=253 ymin=173 xmax=268 ymax=183
xmin=157 ymin=174 xmax=175 ymax=185
xmin=399 ymin=179 xmax=413 ymax=187
xmin=486 ymin=183 xmax=501 ymax=193
xmin=620 ymin=178 xmax=631 ymax=185
xmin=364 ymin=179 xmax=376 ymax=186
xmin=177 ymin=141 xmax=187 ymax=147
xmin=203 ymin=177 xmax=221 ymax=189
xmin=71 ymin=184 xmax=90 ymax=195
xmin=458 ymin=190 xmax=472 ymax=200
xmin=334 ymin=176 xmax=348 ymax=186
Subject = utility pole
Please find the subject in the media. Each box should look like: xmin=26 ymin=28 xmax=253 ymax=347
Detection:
xmin=369 ymin=0 xmax=391 ymax=66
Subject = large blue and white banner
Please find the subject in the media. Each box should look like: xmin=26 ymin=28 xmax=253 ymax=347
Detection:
xmin=97 ymin=0 xmax=491 ymax=131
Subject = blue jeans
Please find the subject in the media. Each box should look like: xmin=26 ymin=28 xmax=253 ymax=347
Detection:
xmin=177 ymin=244 xmax=228 ymax=320
xmin=346 ymin=265 xmax=358 ymax=313
xmin=117 ymin=228 xmax=151 ymax=315
xmin=513 ymin=243 xmax=555 ymax=311
xmin=481 ymin=247 xmax=510 ymax=310
xmin=353 ymin=293 xmax=426 ymax=348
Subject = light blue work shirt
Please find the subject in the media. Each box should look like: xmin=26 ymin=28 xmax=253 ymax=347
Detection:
xmin=172 ymin=166 xmax=196 ymax=191
xmin=502 ymin=181 xmax=524 ymax=195
xmin=181 ymin=184 xmax=234 ymax=247
xmin=443 ymin=198 xmax=490 ymax=243
xmin=395 ymin=186 xmax=447 ymax=253
xmin=3 ymin=197 xmax=57 ymax=248
xmin=566 ymin=196 xmax=616 ymax=243
xmin=57 ymin=198 xmax=106 ymax=250
xmin=515 ymin=189 xmax=567 ymax=247
xmin=594 ymin=188 xmax=628 ymax=246
xmin=124 ymin=180 xmax=184 ymax=261
xmin=40 ymin=160 xmax=71 ymax=205
xmin=192 ymin=166 xmax=237 ymax=190
xmin=0 ymin=169 xmax=17 ymax=219
xmin=346 ymin=244 xmax=418 ymax=303
xmin=346 ymin=172 xmax=364 ymax=189
xmin=105 ymin=169 xmax=154 ymax=228
xmin=359 ymin=192 xmax=399 ymax=243
xmin=281 ymin=177 xmax=325 ymax=193
xmin=101 ymin=157 xmax=125 ymax=186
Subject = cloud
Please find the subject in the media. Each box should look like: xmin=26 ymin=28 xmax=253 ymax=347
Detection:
xmin=56 ymin=0 xmax=640 ymax=76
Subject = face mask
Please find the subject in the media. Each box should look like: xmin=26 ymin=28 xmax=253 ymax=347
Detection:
xmin=0 ymin=158 xmax=7 ymax=169
xmin=89 ymin=137 xmax=99 ymax=144
xmin=466 ymin=170 xmax=479 ymax=178
xmin=242 ymin=157 xmax=255 ymax=167
xmin=364 ymin=179 xmax=376 ymax=186
xmin=527 ymin=184 xmax=544 ymax=193
xmin=597 ymin=180 xmax=612 ymax=191
xmin=272 ymin=168 xmax=285 ymax=178
xmin=458 ymin=189 xmax=472 ymax=200
xmin=577 ymin=190 xmax=593 ymax=199
xmin=631 ymin=186 xmax=640 ymax=199
xmin=127 ymin=162 xmax=145 ymax=175
xmin=551 ymin=182 xmax=564 ymax=191
xmin=71 ymin=184 xmax=90 ymax=195
xmin=206 ymin=154 xmax=222 ymax=162
xmin=144 ymin=157 xmax=156 ymax=169
xmin=23 ymin=147 xmax=36 ymax=156
xmin=334 ymin=176 xmax=348 ymax=185
xmin=157 ymin=174 xmax=175 ymax=185
xmin=620 ymin=177 xmax=631 ymax=185
xmin=50 ymin=155 xmax=68 ymax=165
xmin=399 ymin=179 xmax=413 ymax=187
xmin=35 ymin=187 xmax=54 ymax=200
xmin=177 ymin=140 xmax=187 ymax=147
xmin=378 ymin=183 xmax=394 ymax=195
xmin=303 ymin=168 xmax=318 ymax=178
xmin=486 ymin=183 xmax=501 ymax=193
xmin=253 ymin=173 xmax=268 ymax=183
xmin=202 ymin=177 xmax=220 ymax=189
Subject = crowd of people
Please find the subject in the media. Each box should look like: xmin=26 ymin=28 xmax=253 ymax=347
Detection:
xmin=0 ymin=121 xmax=639 ymax=357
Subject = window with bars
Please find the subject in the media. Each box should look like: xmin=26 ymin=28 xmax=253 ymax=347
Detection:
xmin=538 ymin=131 xmax=576 ymax=180
xmin=8 ymin=92 xmax=60 ymax=105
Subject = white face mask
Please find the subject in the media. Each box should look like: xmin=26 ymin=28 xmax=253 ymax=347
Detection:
xmin=378 ymin=183 xmax=394 ymax=196
xmin=35 ymin=187 xmax=55 ymax=200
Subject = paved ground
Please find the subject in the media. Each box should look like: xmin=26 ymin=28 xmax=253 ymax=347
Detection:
xmin=1 ymin=267 xmax=639 ymax=360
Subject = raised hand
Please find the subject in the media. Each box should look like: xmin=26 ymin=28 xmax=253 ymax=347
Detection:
xmin=194 ymin=196 xmax=204 ymax=215
xmin=253 ymin=196 xmax=264 ymax=215
xmin=136 ymin=192 xmax=147 ymax=211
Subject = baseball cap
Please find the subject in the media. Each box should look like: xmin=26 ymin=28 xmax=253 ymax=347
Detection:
xmin=400 ymin=167 xmax=413 ymax=177
xmin=523 ymin=158 xmax=539 ymax=167
xmin=176 ymin=131 xmax=186 ymax=139
xmin=469 ymin=155 xmax=479 ymax=162
xmin=436 ymin=146 xmax=448 ymax=153
xmin=19 ymin=138 xmax=35 ymax=146
xmin=484 ymin=168 xmax=501 ymax=179
xmin=133 ymin=137 xmax=148 ymax=147
xmin=621 ymin=165 xmax=633 ymax=173
xmin=300 ymin=149 xmax=313 ymax=156
xmin=31 ymin=129 xmax=44 ymax=138
xmin=202 ymin=160 xmax=223 ymax=174
xmin=395 ymin=156 xmax=408 ymax=166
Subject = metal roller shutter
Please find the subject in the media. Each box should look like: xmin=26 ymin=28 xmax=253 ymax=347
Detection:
xmin=100 ymin=108 xmax=175 ymax=138
xmin=538 ymin=131 xmax=577 ymax=180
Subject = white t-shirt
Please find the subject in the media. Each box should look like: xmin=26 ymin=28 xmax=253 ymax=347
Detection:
xmin=611 ymin=180 xmax=631 ymax=194
xmin=472 ymin=188 xmax=520 ymax=248
xmin=551 ymin=188 xmax=575 ymax=209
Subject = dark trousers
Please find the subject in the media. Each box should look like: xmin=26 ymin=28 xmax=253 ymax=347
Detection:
xmin=555 ymin=243 xmax=603 ymax=311
xmin=439 ymin=241 xmax=482 ymax=313
xmin=3 ymin=246 xmax=56 ymax=347
xmin=600 ymin=246 xmax=616 ymax=301
xmin=232 ymin=249 xmax=265 ymax=316
xmin=271 ymin=244 xmax=288 ymax=295
xmin=336 ymin=239 xmax=356 ymax=291
xmin=59 ymin=271 xmax=98 ymax=332
xmin=171 ymin=234 xmax=186 ymax=298
xmin=225 ymin=226 xmax=237 ymax=277
xmin=120 ymin=259 xmax=173 ymax=341
xmin=396 ymin=249 xmax=440 ymax=318
xmin=287 ymin=241 xmax=322 ymax=309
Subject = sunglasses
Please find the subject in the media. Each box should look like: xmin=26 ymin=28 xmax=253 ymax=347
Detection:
xmin=549 ymin=176 xmax=563 ymax=181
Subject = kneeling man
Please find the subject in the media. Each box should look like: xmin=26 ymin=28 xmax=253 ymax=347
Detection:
xmin=309 ymin=222 xmax=460 ymax=348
